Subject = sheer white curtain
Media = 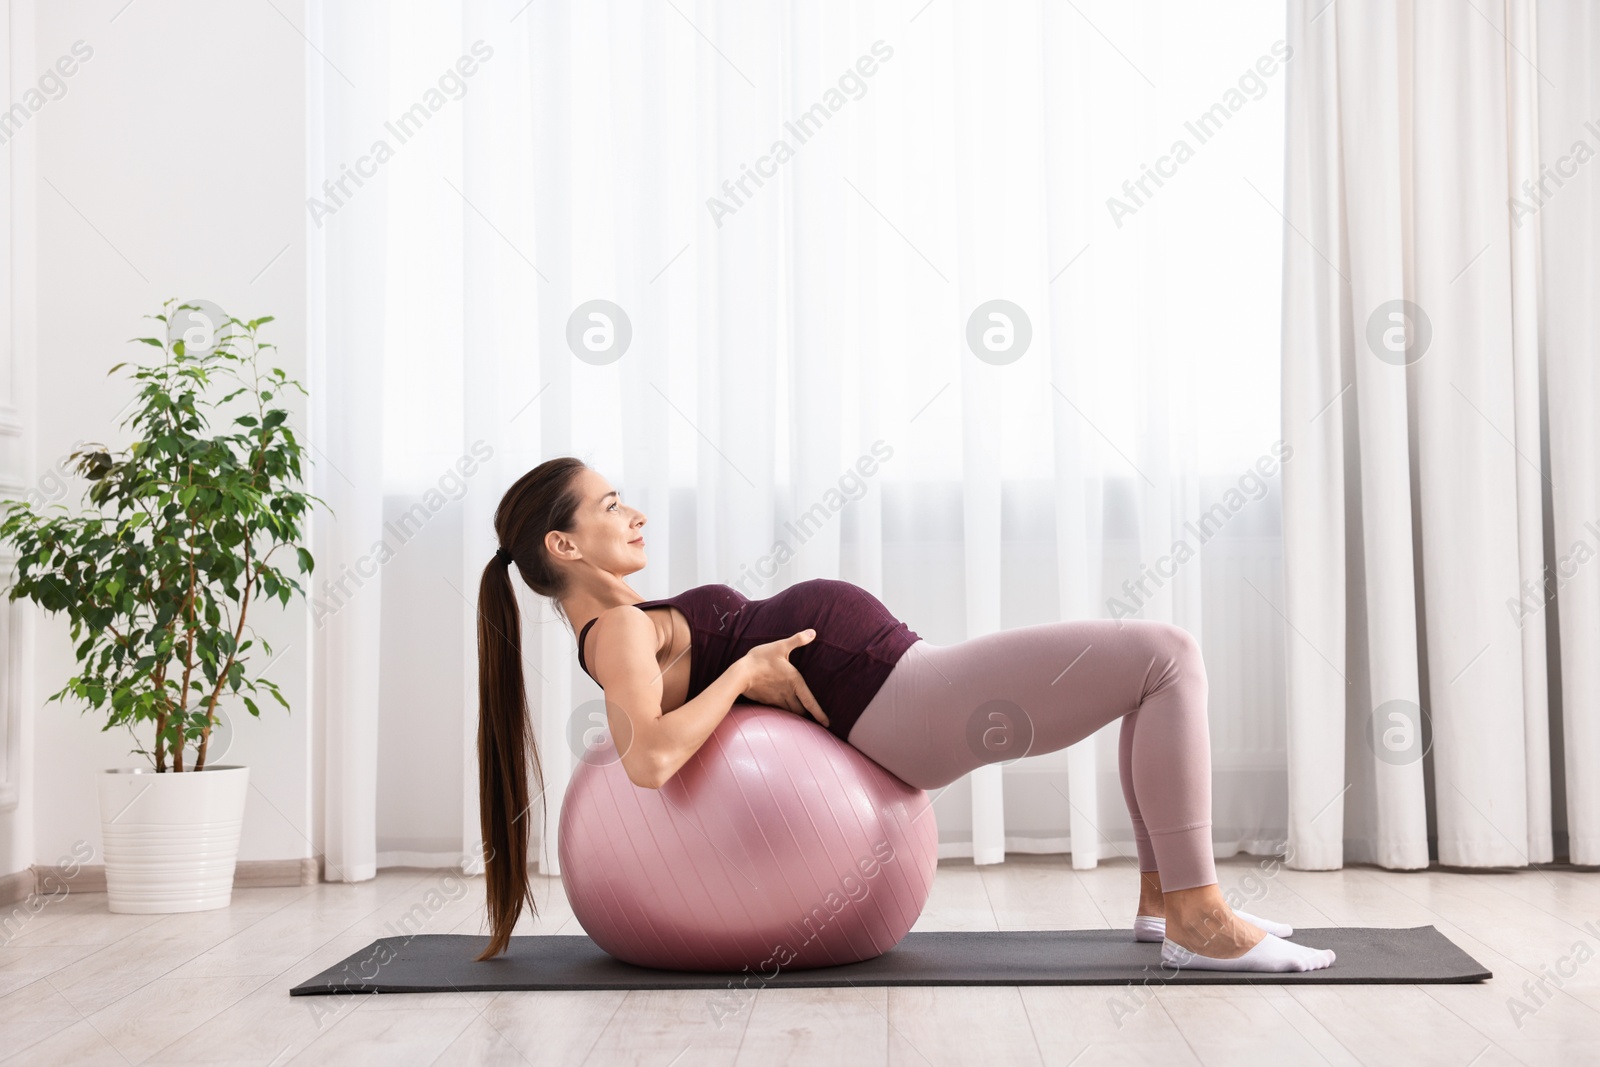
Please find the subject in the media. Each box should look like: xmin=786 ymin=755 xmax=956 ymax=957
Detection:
xmin=1282 ymin=0 xmax=1599 ymax=871
xmin=309 ymin=0 xmax=1291 ymax=880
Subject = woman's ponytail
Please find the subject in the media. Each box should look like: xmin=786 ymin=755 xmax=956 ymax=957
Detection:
xmin=474 ymin=457 xmax=586 ymax=961
xmin=475 ymin=552 xmax=542 ymax=960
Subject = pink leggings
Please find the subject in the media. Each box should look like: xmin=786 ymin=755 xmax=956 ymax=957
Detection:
xmin=845 ymin=619 xmax=1216 ymax=891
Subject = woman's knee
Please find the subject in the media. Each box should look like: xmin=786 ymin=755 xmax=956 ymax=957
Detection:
xmin=1142 ymin=622 xmax=1207 ymax=692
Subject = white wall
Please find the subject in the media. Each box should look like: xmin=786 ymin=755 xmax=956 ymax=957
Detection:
xmin=11 ymin=0 xmax=311 ymax=873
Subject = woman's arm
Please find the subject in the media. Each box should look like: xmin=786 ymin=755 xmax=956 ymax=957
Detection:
xmin=588 ymin=606 xmax=752 ymax=790
xmin=641 ymin=658 xmax=753 ymax=788
xmin=651 ymin=629 xmax=825 ymax=786
xmin=592 ymin=611 xmax=822 ymax=788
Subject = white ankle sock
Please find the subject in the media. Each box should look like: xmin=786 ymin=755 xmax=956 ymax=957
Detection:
xmin=1161 ymin=931 xmax=1336 ymax=973
xmin=1133 ymin=909 xmax=1293 ymax=943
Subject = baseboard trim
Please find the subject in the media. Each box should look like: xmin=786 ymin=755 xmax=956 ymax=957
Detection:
xmin=1 ymin=857 xmax=321 ymax=902
xmin=0 ymin=868 xmax=32 ymax=906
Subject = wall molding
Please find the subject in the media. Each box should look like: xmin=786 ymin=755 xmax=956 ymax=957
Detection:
xmin=0 ymin=595 xmax=19 ymax=811
xmin=0 ymin=866 xmax=28 ymax=908
xmin=0 ymin=856 xmax=323 ymax=908
xmin=2 ymin=0 xmax=40 ymax=874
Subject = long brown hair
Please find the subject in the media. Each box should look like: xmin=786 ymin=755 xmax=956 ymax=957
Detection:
xmin=475 ymin=456 xmax=588 ymax=960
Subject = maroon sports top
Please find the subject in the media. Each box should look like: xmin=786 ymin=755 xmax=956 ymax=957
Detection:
xmin=576 ymin=577 xmax=921 ymax=742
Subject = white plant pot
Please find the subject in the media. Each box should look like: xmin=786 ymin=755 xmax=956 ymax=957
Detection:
xmin=96 ymin=764 xmax=250 ymax=914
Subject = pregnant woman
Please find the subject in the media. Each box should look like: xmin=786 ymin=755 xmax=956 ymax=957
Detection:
xmin=476 ymin=458 xmax=1336 ymax=973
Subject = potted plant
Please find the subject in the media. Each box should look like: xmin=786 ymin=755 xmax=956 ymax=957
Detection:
xmin=0 ymin=299 xmax=320 ymax=913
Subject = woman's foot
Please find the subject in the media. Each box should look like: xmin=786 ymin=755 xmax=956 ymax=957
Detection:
xmin=1135 ymin=869 xmax=1166 ymax=919
xmin=1132 ymin=870 xmax=1292 ymax=940
xmin=1131 ymin=870 xmax=1294 ymax=942
xmin=1162 ymin=931 xmax=1336 ymax=972
xmin=1133 ymin=909 xmax=1293 ymax=943
xmin=1156 ymin=883 xmax=1335 ymax=973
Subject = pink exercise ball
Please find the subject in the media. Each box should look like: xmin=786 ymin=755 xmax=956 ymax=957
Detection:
xmin=558 ymin=702 xmax=939 ymax=972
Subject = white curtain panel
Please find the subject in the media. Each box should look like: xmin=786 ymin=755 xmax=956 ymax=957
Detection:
xmin=308 ymin=3 xmax=392 ymax=882
xmin=309 ymin=0 xmax=1292 ymax=878
xmin=1282 ymin=0 xmax=1599 ymax=871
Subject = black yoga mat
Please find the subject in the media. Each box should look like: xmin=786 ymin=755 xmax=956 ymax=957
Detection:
xmin=290 ymin=926 xmax=1489 ymax=994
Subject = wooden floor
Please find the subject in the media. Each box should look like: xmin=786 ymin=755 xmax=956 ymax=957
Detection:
xmin=1 ymin=854 xmax=1596 ymax=1065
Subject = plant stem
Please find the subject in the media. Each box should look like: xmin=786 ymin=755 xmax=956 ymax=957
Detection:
xmin=196 ymin=328 xmax=267 ymax=771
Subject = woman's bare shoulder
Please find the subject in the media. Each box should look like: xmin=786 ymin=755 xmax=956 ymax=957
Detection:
xmin=585 ymin=603 xmax=668 ymax=672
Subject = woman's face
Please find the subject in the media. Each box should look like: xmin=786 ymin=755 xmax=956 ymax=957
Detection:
xmin=558 ymin=468 xmax=648 ymax=576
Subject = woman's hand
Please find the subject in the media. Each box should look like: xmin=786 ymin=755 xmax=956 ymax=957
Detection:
xmin=737 ymin=629 xmax=829 ymax=727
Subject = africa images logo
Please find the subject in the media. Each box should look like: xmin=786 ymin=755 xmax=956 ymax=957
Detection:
xmin=307 ymin=41 xmax=495 ymax=227
xmin=1105 ymin=39 xmax=1292 ymax=228
xmin=705 ymin=40 xmax=895 ymax=228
